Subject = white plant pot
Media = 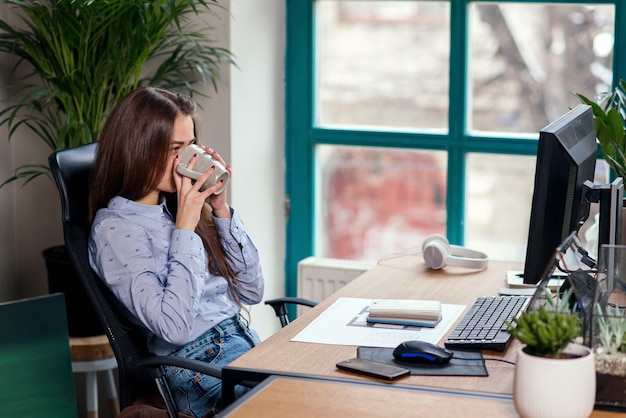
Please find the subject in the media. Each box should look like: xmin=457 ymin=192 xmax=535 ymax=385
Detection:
xmin=513 ymin=343 xmax=596 ymax=418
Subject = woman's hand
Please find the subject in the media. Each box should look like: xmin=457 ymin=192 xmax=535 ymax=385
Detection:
xmin=173 ymin=149 xmax=229 ymax=230
xmin=200 ymin=146 xmax=232 ymax=218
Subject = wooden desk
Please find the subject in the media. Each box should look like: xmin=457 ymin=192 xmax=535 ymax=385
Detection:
xmin=223 ymin=257 xmax=523 ymax=403
xmin=221 ymin=376 xmax=625 ymax=418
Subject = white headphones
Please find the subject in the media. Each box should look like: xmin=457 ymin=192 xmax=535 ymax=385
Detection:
xmin=422 ymin=234 xmax=488 ymax=270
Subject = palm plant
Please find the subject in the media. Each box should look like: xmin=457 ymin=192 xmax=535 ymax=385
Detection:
xmin=0 ymin=0 xmax=233 ymax=187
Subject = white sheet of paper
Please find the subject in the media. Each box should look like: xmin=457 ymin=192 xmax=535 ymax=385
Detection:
xmin=291 ymin=297 xmax=465 ymax=348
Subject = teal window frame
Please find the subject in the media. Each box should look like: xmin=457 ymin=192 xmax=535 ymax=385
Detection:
xmin=284 ymin=0 xmax=626 ymax=298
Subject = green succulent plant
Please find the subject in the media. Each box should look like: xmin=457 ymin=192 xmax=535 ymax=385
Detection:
xmin=595 ymin=304 xmax=626 ymax=355
xmin=507 ymin=288 xmax=581 ymax=358
xmin=575 ymin=80 xmax=626 ymax=179
xmin=0 ymin=0 xmax=233 ymax=187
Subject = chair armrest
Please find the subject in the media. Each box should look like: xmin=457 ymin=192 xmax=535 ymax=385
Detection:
xmin=265 ymin=297 xmax=318 ymax=327
xmin=265 ymin=296 xmax=318 ymax=309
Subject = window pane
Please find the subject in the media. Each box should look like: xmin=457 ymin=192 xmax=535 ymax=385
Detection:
xmin=469 ymin=3 xmax=615 ymax=133
xmin=317 ymin=145 xmax=447 ymax=262
xmin=316 ymin=1 xmax=450 ymax=131
xmin=465 ymin=153 xmax=536 ymax=262
xmin=466 ymin=155 xmax=610 ymax=263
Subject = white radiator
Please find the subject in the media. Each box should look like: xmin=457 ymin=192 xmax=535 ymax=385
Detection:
xmin=297 ymin=257 xmax=375 ymax=305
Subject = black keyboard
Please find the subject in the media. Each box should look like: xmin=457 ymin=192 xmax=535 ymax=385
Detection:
xmin=444 ymin=296 xmax=531 ymax=352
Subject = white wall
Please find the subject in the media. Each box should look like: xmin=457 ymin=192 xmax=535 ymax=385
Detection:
xmin=0 ymin=1 xmax=285 ymax=339
xmin=230 ymin=0 xmax=285 ymax=339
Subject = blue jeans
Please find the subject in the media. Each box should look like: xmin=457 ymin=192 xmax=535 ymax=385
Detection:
xmin=164 ymin=316 xmax=260 ymax=417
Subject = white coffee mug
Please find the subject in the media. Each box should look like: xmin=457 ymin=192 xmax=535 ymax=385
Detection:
xmin=176 ymin=144 xmax=229 ymax=194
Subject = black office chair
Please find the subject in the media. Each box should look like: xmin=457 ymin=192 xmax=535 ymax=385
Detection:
xmin=49 ymin=142 xmax=316 ymax=417
xmin=265 ymin=297 xmax=317 ymax=327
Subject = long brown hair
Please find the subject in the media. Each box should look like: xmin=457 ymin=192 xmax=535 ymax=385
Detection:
xmin=89 ymin=87 xmax=240 ymax=299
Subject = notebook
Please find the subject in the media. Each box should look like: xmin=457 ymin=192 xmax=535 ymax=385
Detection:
xmin=367 ymin=299 xmax=442 ymax=327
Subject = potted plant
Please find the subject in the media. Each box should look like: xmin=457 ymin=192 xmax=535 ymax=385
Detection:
xmin=591 ymin=305 xmax=626 ymax=410
xmin=506 ymin=288 xmax=596 ymax=418
xmin=575 ymin=81 xmax=626 ymax=267
xmin=575 ymin=79 xmax=626 ymax=179
xmin=0 ymin=0 xmax=232 ymax=186
xmin=591 ymin=304 xmax=626 ymax=409
xmin=0 ymin=0 xmax=233 ymax=336
xmin=586 ymin=243 xmax=626 ymax=410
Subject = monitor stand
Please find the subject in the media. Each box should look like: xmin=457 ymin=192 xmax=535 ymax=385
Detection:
xmin=597 ymin=177 xmax=623 ymax=248
xmin=591 ymin=177 xmax=623 ymax=294
xmin=503 ymin=178 xmax=623 ymax=296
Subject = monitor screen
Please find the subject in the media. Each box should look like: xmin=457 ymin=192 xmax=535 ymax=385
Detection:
xmin=523 ymin=104 xmax=597 ymax=284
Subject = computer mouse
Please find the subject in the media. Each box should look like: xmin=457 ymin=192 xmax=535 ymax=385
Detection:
xmin=393 ymin=340 xmax=453 ymax=365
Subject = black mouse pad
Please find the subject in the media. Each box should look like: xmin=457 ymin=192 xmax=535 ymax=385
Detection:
xmin=357 ymin=346 xmax=488 ymax=377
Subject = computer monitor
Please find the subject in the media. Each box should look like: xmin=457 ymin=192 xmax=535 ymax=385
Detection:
xmin=522 ymin=104 xmax=598 ymax=284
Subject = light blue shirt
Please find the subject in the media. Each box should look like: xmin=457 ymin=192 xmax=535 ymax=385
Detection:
xmin=88 ymin=196 xmax=264 ymax=355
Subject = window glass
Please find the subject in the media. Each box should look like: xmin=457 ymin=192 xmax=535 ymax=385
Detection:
xmin=317 ymin=145 xmax=447 ymax=262
xmin=302 ymin=1 xmax=619 ymax=267
xmin=469 ymin=3 xmax=615 ymax=133
xmin=316 ymin=1 xmax=450 ymax=131
xmin=465 ymin=153 xmax=536 ymax=262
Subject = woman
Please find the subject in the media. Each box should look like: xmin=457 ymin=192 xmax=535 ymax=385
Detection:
xmin=88 ymin=86 xmax=264 ymax=417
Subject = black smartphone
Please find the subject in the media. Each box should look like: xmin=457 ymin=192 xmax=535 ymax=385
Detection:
xmin=336 ymin=358 xmax=410 ymax=380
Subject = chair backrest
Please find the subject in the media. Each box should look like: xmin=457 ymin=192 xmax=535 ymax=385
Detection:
xmin=49 ymin=143 xmax=155 ymax=409
xmin=0 ymin=293 xmax=78 ymax=417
